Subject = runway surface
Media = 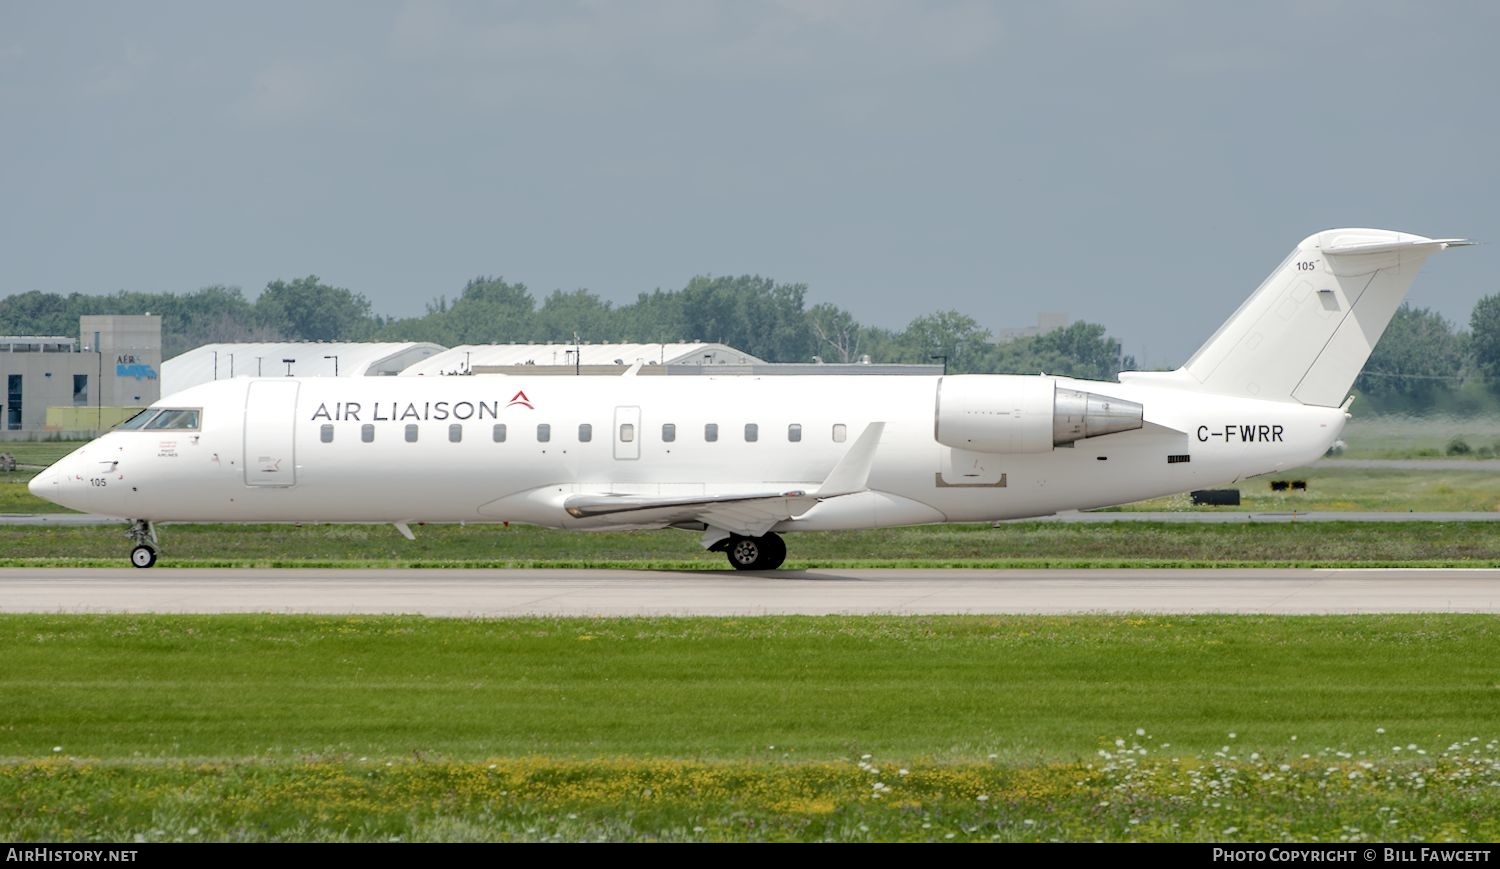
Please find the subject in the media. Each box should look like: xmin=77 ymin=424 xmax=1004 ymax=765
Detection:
xmin=2 ymin=567 xmax=1497 ymax=616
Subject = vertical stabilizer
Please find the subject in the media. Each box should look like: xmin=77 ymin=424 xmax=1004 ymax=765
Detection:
xmin=1121 ymin=229 xmax=1468 ymax=406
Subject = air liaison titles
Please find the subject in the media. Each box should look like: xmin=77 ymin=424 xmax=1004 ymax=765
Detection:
xmin=310 ymin=400 xmax=505 ymax=423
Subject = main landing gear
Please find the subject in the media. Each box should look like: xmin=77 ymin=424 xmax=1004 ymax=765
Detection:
xmin=715 ymin=532 xmax=787 ymax=571
xmin=127 ymin=519 xmax=159 ymax=569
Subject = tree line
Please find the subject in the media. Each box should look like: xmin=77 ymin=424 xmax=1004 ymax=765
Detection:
xmin=1353 ymin=301 xmax=1500 ymax=413
xmin=3 ymin=273 xmax=1496 ymax=409
xmin=0 ymin=274 xmax=1133 ymax=381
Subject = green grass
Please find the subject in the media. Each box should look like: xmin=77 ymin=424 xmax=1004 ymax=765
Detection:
xmin=2 ymin=614 xmax=1498 ymax=841
xmin=7 ymin=753 xmax=1498 ymax=842
xmin=1340 ymin=413 xmax=1500 ymax=458
xmin=1 ymin=442 xmax=83 ymax=513
xmin=0 ymin=441 xmax=85 ymax=468
xmin=1119 ymin=467 xmax=1500 ymax=513
xmin=1 ymin=520 xmax=1499 ymax=568
xmin=0 ymin=476 xmax=73 ymax=513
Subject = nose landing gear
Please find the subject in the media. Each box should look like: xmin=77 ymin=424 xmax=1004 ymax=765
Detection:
xmin=127 ymin=519 xmax=159 ymax=569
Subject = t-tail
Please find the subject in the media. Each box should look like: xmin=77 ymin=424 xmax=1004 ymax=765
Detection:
xmin=1120 ymin=228 xmax=1471 ymax=407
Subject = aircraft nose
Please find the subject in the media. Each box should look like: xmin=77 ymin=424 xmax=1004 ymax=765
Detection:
xmin=28 ymin=464 xmax=58 ymax=499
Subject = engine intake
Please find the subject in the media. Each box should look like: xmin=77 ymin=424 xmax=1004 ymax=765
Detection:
xmin=934 ymin=375 xmax=1143 ymax=454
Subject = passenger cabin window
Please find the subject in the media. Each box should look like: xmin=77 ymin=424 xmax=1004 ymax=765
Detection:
xmin=493 ymin=423 xmax=507 ymax=443
xmin=579 ymin=423 xmax=593 ymax=443
xmin=320 ymin=424 xmax=334 ymax=443
xmin=788 ymin=423 xmax=802 ymax=443
xmin=619 ymin=423 xmax=635 ymax=443
xmin=405 ymin=424 xmax=419 ymax=443
xmin=537 ymin=423 xmax=551 ymax=443
xmin=361 ymin=424 xmax=374 ymax=443
xmin=704 ymin=423 xmax=718 ymax=443
xmin=449 ymin=423 xmax=463 ymax=443
xmin=833 ymin=423 xmax=848 ymax=443
xmin=744 ymin=423 xmax=759 ymax=442
xmin=661 ymin=423 xmax=676 ymax=443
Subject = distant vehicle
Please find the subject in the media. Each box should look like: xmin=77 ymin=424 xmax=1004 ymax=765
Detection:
xmin=31 ymin=228 xmax=1468 ymax=569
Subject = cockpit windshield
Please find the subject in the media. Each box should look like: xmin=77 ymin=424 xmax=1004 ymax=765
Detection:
xmin=145 ymin=409 xmax=201 ymax=430
xmin=114 ymin=408 xmax=202 ymax=431
xmin=115 ymin=409 xmax=157 ymax=430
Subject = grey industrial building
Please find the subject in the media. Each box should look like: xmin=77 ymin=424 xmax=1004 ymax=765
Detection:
xmin=0 ymin=315 xmax=162 ymax=440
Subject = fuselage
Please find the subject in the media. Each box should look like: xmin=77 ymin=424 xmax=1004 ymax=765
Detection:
xmin=31 ymin=373 xmax=1346 ymax=530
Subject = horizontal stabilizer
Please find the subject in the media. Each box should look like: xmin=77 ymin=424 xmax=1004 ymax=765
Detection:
xmin=1321 ymin=237 xmax=1471 ymax=256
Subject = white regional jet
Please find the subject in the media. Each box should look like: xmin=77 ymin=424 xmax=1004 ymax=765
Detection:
xmin=31 ymin=228 xmax=1468 ymax=569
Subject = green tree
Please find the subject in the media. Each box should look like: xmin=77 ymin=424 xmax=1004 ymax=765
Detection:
xmin=255 ymin=276 xmax=375 ymax=342
xmin=137 ymin=285 xmax=269 ymax=357
xmin=687 ymin=275 xmax=813 ymax=361
xmin=891 ymin=310 xmax=992 ymax=372
xmin=621 ymin=276 xmax=814 ymax=361
xmin=988 ymin=322 xmax=1133 ymax=380
xmin=806 ymin=303 xmax=864 ymax=363
xmin=444 ymin=277 xmax=536 ymax=343
xmin=0 ymin=290 xmax=81 ymax=337
xmin=1355 ymin=304 xmax=1462 ymax=405
xmin=1033 ymin=322 xmax=1133 ymax=379
xmin=535 ymin=289 xmax=615 ymax=342
xmin=1469 ymin=294 xmax=1500 ymax=391
xmin=0 ymin=286 xmax=279 ymax=357
xmin=374 ymin=279 xmax=538 ymax=345
xmin=614 ymin=289 xmax=687 ymax=344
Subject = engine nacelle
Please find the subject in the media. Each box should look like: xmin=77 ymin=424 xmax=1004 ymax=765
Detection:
xmin=934 ymin=375 xmax=1143 ymax=454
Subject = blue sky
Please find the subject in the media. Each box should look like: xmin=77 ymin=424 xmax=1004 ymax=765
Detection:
xmin=2 ymin=1 xmax=1495 ymax=366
